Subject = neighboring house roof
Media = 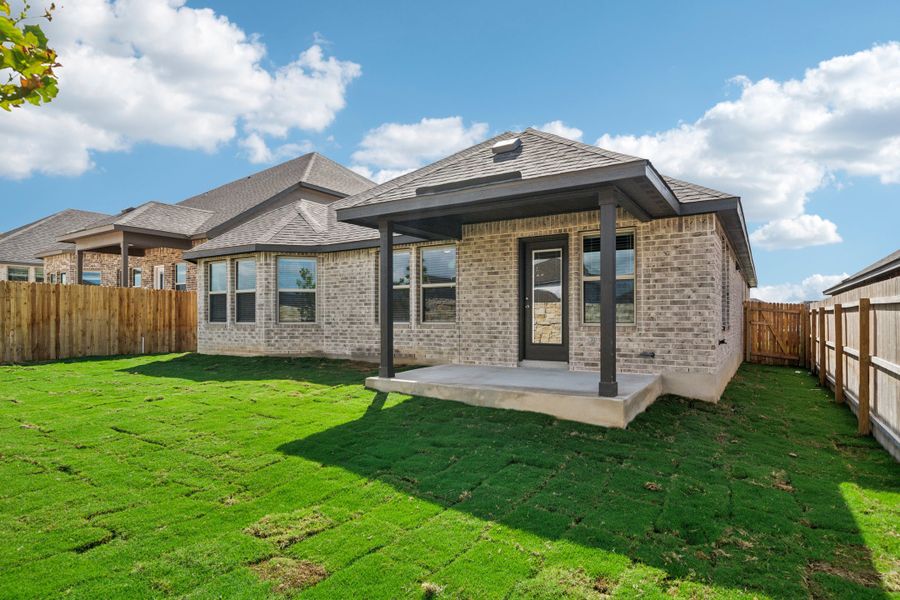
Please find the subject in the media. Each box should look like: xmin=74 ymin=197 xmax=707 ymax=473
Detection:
xmin=0 ymin=209 xmax=111 ymax=265
xmin=183 ymin=200 xmax=390 ymax=259
xmin=177 ymin=152 xmax=375 ymax=236
xmin=333 ymin=128 xmax=644 ymax=210
xmin=824 ymin=249 xmax=900 ymax=296
xmin=662 ymin=176 xmax=737 ymax=204
xmin=66 ymin=202 xmax=215 ymax=239
xmin=60 ymin=153 xmax=376 ymax=242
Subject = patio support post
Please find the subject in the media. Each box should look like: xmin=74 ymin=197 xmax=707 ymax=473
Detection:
xmin=75 ymin=249 xmax=84 ymax=285
xmin=378 ymin=219 xmax=395 ymax=378
xmin=598 ymin=196 xmax=618 ymax=397
xmin=121 ymin=234 xmax=130 ymax=288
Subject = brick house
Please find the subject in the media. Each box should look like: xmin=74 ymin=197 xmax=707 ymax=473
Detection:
xmin=0 ymin=209 xmax=111 ymax=284
xmin=46 ymin=153 xmax=374 ymax=291
xmin=184 ymin=129 xmax=756 ymax=411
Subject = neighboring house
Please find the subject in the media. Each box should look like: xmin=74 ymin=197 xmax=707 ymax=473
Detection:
xmin=0 ymin=209 xmax=111 ymax=284
xmin=51 ymin=153 xmax=374 ymax=291
xmin=184 ymin=129 xmax=756 ymax=403
xmin=823 ymin=249 xmax=900 ymax=299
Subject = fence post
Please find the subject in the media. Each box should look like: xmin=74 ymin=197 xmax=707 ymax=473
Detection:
xmin=818 ymin=307 xmax=826 ymax=386
xmin=833 ymin=303 xmax=843 ymax=404
xmin=809 ymin=306 xmax=817 ymax=373
xmin=858 ymin=298 xmax=871 ymax=435
xmin=799 ymin=304 xmax=808 ymax=367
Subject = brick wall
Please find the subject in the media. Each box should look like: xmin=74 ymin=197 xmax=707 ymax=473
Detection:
xmin=141 ymin=247 xmax=197 ymax=291
xmin=43 ymin=251 xmax=133 ymax=286
xmin=197 ymin=210 xmax=750 ymax=376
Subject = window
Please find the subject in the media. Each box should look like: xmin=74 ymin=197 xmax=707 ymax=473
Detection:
xmin=7 ymin=267 xmax=28 ymax=282
xmin=721 ymin=239 xmax=730 ymax=331
xmin=82 ymin=271 xmax=101 ymax=286
xmin=278 ymin=257 xmax=316 ymax=323
xmin=376 ymin=250 xmax=411 ymax=323
xmin=131 ymin=268 xmax=141 ymax=287
xmin=582 ymin=231 xmax=635 ymax=324
xmin=49 ymin=273 xmax=57 ymax=284
xmin=421 ymin=246 xmax=456 ymax=322
xmin=235 ymin=259 xmax=256 ymax=323
xmin=208 ymin=262 xmax=227 ymax=323
xmin=59 ymin=272 xmax=68 ymax=285
xmin=175 ymin=263 xmax=188 ymax=291
xmin=34 ymin=268 xmax=44 ymax=283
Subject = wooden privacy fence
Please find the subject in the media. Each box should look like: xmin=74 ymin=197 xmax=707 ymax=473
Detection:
xmin=0 ymin=281 xmax=197 ymax=364
xmin=743 ymin=300 xmax=807 ymax=366
xmin=807 ymin=294 xmax=900 ymax=438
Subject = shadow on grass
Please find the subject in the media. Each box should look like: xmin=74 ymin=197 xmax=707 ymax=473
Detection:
xmin=120 ymin=353 xmax=377 ymax=386
xmin=275 ymin=366 xmax=894 ymax=599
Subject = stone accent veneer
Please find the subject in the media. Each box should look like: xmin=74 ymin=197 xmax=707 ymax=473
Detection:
xmin=197 ymin=210 xmax=749 ymax=390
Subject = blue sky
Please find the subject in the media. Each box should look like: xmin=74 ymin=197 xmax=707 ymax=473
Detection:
xmin=2 ymin=0 xmax=899 ymax=300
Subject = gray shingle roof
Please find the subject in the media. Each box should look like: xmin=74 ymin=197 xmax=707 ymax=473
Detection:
xmin=824 ymin=248 xmax=900 ymax=295
xmin=0 ymin=209 xmax=111 ymax=264
xmin=177 ymin=152 xmax=375 ymax=234
xmin=184 ymin=200 xmax=378 ymax=258
xmin=334 ymin=128 xmax=643 ymax=210
xmin=663 ymin=176 xmax=737 ymax=203
xmin=75 ymin=201 xmax=215 ymax=237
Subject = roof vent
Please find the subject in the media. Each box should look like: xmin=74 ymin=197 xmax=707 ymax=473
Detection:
xmin=492 ymin=137 xmax=521 ymax=154
xmin=120 ymin=207 xmax=135 ymax=214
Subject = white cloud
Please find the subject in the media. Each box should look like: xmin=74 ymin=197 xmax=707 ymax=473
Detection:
xmin=350 ymin=116 xmax=489 ymax=182
xmin=753 ymin=273 xmax=848 ymax=303
xmin=749 ymin=214 xmax=842 ymax=250
xmin=535 ymin=120 xmax=583 ymax=141
xmin=240 ymin=133 xmax=314 ymax=165
xmin=0 ymin=0 xmax=361 ymax=179
xmin=596 ymin=42 xmax=900 ymax=249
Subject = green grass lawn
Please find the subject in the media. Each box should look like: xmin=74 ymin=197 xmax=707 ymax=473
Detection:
xmin=0 ymin=354 xmax=897 ymax=599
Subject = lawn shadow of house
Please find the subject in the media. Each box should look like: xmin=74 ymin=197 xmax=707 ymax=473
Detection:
xmin=274 ymin=367 xmax=894 ymax=599
xmin=120 ymin=353 xmax=377 ymax=386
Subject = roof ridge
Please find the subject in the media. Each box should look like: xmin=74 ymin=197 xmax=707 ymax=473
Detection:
xmin=176 ymin=153 xmax=315 ymax=206
xmin=311 ymin=152 xmax=376 ymax=187
xmin=260 ymin=202 xmax=306 ymax=243
xmin=297 ymin=200 xmax=329 ymax=233
xmin=335 ymin=131 xmax=519 ymax=210
xmin=524 ymin=127 xmax=644 ymax=164
xmin=300 ymin=152 xmax=317 ymax=183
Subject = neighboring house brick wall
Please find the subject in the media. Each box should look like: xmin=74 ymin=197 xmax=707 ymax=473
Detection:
xmin=141 ymin=246 xmax=199 ymax=291
xmin=43 ymin=251 xmax=132 ymax=286
xmin=0 ymin=263 xmax=42 ymax=282
xmin=196 ymin=210 xmax=749 ymax=401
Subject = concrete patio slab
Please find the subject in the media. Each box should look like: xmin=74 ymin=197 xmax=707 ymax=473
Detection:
xmin=366 ymin=365 xmax=663 ymax=428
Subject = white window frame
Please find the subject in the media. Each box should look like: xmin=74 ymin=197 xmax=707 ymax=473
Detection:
xmin=34 ymin=267 xmax=44 ymax=283
xmin=420 ymin=245 xmax=457 ymax=323
xmin=7 ymin=266 xmax=29 ymax=282
xmin=235 ymin=259 xmax=256 ymax=323
xmin=277 ymin=256 xmax=317 ymax=324
xmin=131 ymin=268 xmax=141 ymax=287
xmin=60 ymin=272 xmax=68 ymax=285
xmin=49 ymin=273 xmax=57 ymax=284
xmin=82 ymin=271 xmax=102 ymax=286
xmin=207 ymin=261 xmax=227 ymax=323
xmin=175 ymin=263 xmax=188 ymax=291
xmin=581 ymin=229 xmax=636 ymax=326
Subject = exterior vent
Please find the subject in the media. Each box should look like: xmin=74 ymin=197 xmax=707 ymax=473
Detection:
xmin=492 ymin=138 xmax=521 ymax=154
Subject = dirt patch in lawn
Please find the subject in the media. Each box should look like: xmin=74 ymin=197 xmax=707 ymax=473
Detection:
xmin=251 ymin=557 xmax=328 ymax=594
xmin=244 ymin=509 xmax=333 ymax=549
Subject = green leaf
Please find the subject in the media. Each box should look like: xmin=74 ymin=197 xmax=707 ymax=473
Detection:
xmin=23 ymin=24 xmax=48 ymax=49
xmin=0 ymin=16 xmax=25 ymax=44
